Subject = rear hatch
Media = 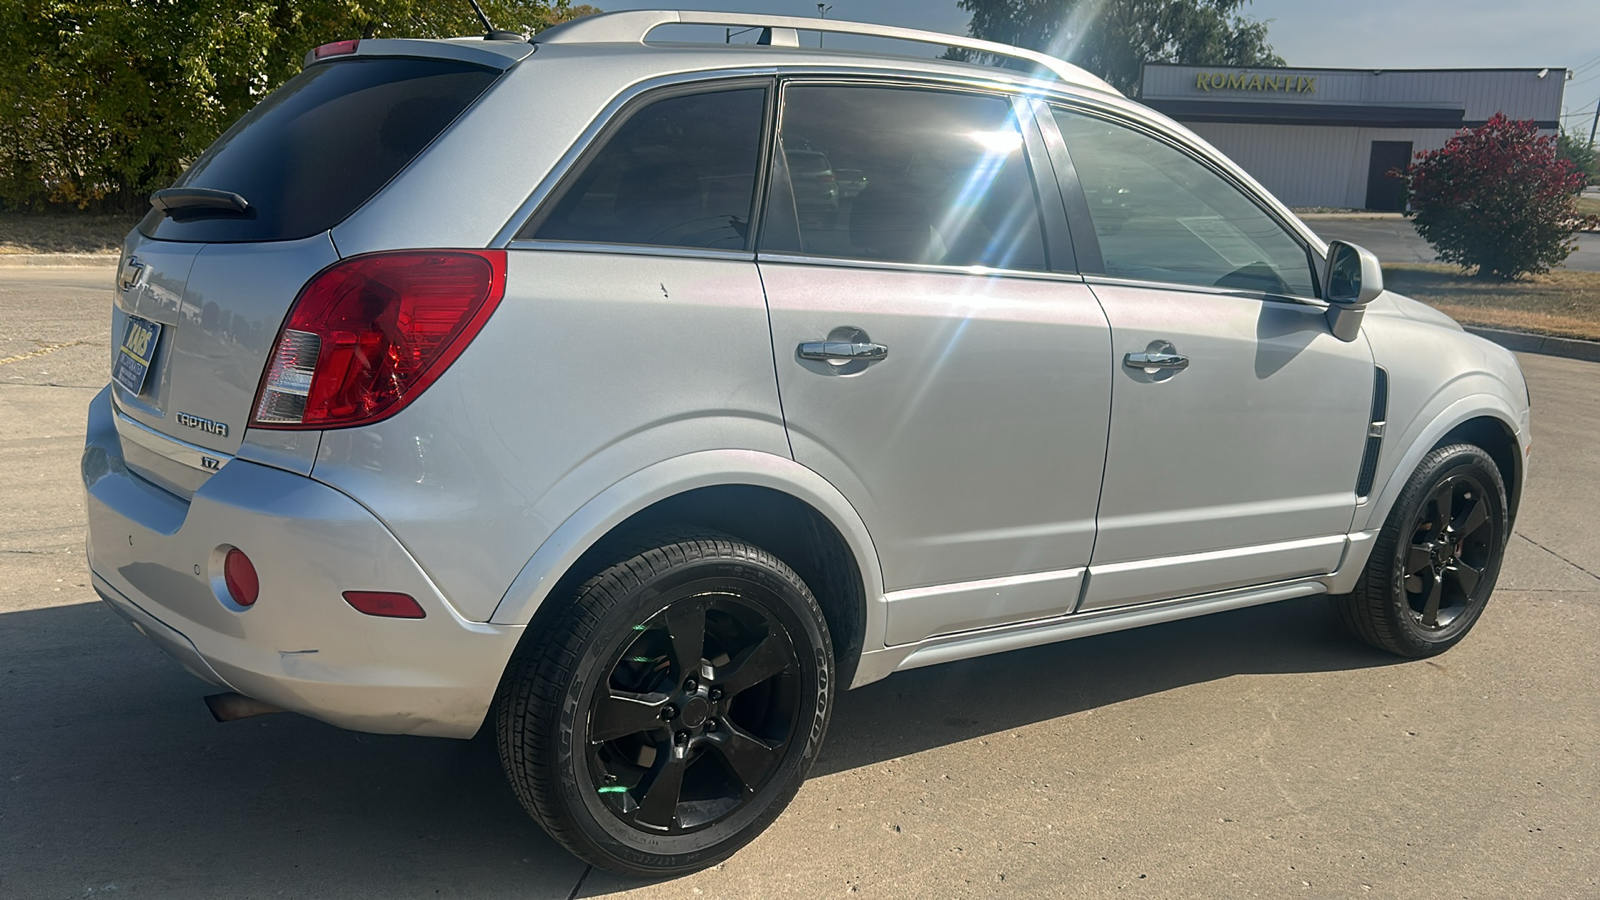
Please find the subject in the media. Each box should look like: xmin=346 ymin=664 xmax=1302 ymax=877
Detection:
xmin=111 ymin=49 xmax=507 ymax=496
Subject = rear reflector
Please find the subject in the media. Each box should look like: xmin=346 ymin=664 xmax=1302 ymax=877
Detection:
xmin=252 ymin=250 xmax=506 ymax=430
xmin=313 ymin=39 xmax=360 ymax=60
xmin=343 ymin=591 xmax=426 ymax=619
xmin=224 ymin=549 xmax=260 ymax=607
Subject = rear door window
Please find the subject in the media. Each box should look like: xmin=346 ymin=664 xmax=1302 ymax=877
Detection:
xmin=524 ymin=87 xmax=768 ymax=251
xmin=761 ymin=84 xmax=1047 ymax=271
xmin=140 ymin=57 xmax=500 ymax=244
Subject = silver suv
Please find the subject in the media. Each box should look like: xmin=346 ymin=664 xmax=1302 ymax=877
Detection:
xmin=85 ymin=11 xmax=1531 ymax=876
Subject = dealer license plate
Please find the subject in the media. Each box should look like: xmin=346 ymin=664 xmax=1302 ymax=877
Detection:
xmin=113 ymin=315 xmax=162 ymax=396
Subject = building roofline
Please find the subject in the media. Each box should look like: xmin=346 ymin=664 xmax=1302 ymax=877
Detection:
xmin=1140 ymin=62 xmax=1568 ymax=76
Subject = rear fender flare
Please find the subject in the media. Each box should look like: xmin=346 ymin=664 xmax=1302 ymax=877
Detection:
xmin=488 ymin=449 xmax=887 ymax=672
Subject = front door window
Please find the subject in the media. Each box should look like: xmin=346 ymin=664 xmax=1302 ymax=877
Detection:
xmin=1053 ymin=108 xmax=1316 ymax=297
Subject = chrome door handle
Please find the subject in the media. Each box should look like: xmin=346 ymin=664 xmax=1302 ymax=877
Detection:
xmin=798 ymin=341 xmax=888 ymax=362
xmin=1124 ymin=351 xmax=1189 ymax=370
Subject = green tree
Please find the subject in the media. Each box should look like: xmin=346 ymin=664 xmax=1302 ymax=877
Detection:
xmin=952 ymin=0 xmax=1283 ymax=94
xmin=0 ymin=1 xmax=597 ymax=213
xmin=1557 ymin=129 xmax=1598 ymax=189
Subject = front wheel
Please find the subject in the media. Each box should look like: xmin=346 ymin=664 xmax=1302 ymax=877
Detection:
xmin=1331 ymin=443 xmax=1509 ymax=657
xmin=495 ymin=532 xmax=833 ymax=877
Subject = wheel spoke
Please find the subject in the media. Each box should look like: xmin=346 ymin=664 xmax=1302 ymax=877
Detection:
xmin=709 ymin=724 xmax=783 ymax=792
xmin=1432 ymin=489 xmax=1453 ymax=533
xmin=1405 ymin=544 xmax=1433 ymax=577
xmin=633 ymin=751 xmax=688 ymax=829
xmin=1456 ymin=497 xmax=1490 ymax=538
xmin=1420 ymin=572 xmax=1444 ymax=628
xmin=592 ymin=690 xmax=668 ymax=743
xmin=1446 ymin=560 xmax=1482 ymax=596
xmin=716 ymin=632 xmax=794 ymax=696
xmin=665 ymin=602 xmax=706 ymax=680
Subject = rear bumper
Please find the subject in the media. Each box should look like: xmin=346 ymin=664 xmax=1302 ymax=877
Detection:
xmin=82 ymin=386 xmax=522 ymax=738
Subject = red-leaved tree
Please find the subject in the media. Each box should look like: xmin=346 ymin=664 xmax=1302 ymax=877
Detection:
xmin=1405 ymin=113 xmax=1598 ymax=280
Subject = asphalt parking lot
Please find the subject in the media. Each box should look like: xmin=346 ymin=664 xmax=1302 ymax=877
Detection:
xmin=2 ymin=264 xmax=1596 ymax=898
xmin=1308 ymin=216 xmax=1600 ymax=272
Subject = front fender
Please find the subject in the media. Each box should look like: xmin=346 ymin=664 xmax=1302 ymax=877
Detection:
xmin=487 ymin=449 xmax=889 ymax=677
xmin=1356 ymin=390 xmax=1526 ymax=536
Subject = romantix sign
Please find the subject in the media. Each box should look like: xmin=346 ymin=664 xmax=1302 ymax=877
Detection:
xmin=1195 ymin=72 xmax=1317 ymax=94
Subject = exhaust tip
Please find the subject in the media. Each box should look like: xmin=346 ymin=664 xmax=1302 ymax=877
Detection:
xmin=204 ymin=692 xmax=284 ymax=723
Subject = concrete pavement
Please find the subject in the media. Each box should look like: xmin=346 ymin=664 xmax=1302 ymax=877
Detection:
xmin=2 ymin=265 xmax=1596 ymax=898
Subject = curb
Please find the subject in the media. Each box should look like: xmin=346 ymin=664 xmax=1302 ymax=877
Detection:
xmin=0 ymin=253 xmax=119 ymax=268
xmin=1464 ymin=326 xmax=1600 ymax=363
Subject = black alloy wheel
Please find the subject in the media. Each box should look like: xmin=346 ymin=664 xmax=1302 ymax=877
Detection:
xmin=1400 ymin=473 xmax=1497 ymax=632
xmin=496 ymin=532 xmax=833 ymax=877
xmin=1332 ymin=443 xmax=1509 ymax=657
xmin=586 ymin=591 xmax=802 ymax=834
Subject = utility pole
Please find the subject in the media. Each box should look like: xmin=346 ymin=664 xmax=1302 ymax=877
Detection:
xmin=817 ymin=4 xmax=832 ymax=48
xmin=1590 ymin=97 xmax=1599 ymax=147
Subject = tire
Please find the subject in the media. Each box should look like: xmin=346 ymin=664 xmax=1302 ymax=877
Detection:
xmin=495 ymin=531 xmax=834 ymax=877
xmin=1330 ymin=443 xmax=1509 ymax=657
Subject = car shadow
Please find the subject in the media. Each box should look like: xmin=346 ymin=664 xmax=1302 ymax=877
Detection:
xmin=816 ymin=595 xmax=1393 ymax=777
xmin=0 ymin=600 xmax=582 ymax=899
xmin=0 ymin=595 xmax=1395 ymax=898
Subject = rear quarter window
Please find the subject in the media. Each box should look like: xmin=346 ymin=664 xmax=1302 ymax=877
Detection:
xmin=522 ymin=87 xmax=768 ymax=251
xmin=139 ymin=57 xmax=499 ymax=244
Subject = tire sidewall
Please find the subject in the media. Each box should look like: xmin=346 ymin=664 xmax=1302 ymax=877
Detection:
xmin=550 ymin=552 xmax=832 ymax=874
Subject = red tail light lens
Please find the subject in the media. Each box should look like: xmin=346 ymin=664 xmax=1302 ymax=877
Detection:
xmin=252 ymin=250 xmax=506 ymax=430
xmin=342 ymin=591 xmax=426 ymax=619
xmin=313 ymin=39 xmax=360 ymax=60
xmin=224 ymin=549 xmax=260 ymax=607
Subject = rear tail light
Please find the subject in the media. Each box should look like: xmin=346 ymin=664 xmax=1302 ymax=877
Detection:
xmin=818 ymin=173 xmax=836 ymax=183
xmin=313 ymin=39 xmax=360 ymax=60
xmin=343 ymin=591 xmax=426 ymax=619
xmin=252 ymin=250 xmax=506 ymax=430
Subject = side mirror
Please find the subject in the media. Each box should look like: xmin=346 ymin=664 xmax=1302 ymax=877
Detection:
xmin=1322 ymin=241 xmax=1383 ymax=342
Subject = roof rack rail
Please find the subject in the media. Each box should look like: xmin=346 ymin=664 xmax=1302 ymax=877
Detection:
xmin=530 ymin=10 xmax=1118 ymax=95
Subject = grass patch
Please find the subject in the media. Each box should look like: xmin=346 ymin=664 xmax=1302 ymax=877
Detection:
xmin=1578 ymin=195 xmax=1600 ymax=219
xmin=1383 ymin=263 xmax=1600 ymax=342
xmin=0 ymin=212 xmax=139 ymax=254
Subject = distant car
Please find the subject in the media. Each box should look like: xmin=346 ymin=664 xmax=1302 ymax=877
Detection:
xmin=783 ymin=147 xmax=839 ymax=221
xmin=835 ymin=167 xmax=867 ymax=199
xmin=87 ymin=9 xmax=1529 ymax=880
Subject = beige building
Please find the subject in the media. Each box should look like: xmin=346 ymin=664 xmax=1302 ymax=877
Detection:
xmin=1139 ymin=64 xmax=1567 ymax=210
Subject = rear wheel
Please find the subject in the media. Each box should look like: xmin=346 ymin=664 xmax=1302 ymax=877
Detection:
xmin=496 ymin=532 xmax=832 ymax=877
xmin=1331 ymin=443 xmax=1509 ymax=657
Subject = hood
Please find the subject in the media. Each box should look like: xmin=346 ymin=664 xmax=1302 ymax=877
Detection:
xmin=1365 ymin=290 xmax=1465 ymax=332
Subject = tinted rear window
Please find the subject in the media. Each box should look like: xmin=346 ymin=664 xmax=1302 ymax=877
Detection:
xmin=139 ymin=57 xmax=498 ymax=243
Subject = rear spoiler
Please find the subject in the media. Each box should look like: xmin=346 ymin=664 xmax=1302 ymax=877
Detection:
xmin=302 ymin=37 xmax=533 ymax=70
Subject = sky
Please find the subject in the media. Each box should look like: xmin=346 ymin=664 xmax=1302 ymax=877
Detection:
xmin=596 ymin=0 xmax=1600 ymax=134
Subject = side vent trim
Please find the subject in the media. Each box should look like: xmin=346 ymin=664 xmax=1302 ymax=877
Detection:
xmin=1355 ymin=366 xmax=1388 ymax=500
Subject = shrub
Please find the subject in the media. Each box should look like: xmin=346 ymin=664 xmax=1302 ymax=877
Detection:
xmin=1404 ymin=113 xmax=1599 ymax=280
